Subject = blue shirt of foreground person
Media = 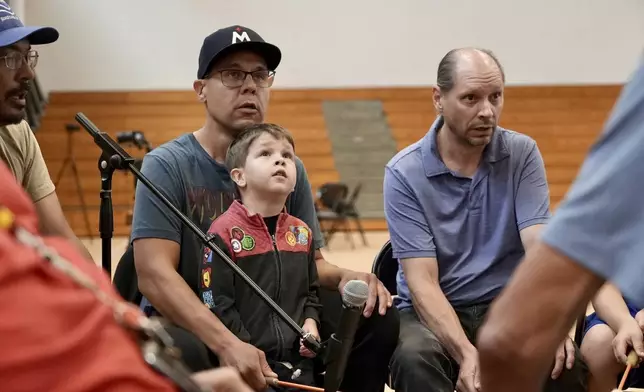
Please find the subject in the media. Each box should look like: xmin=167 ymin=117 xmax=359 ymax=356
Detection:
xmin=383 ymin=48 xmax=587 ymax=392
xmin=478 ymin=57 xmax=644 ymax=392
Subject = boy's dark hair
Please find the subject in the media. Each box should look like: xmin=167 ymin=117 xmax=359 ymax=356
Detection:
xmin=225 ymin=123 xmax=296 ymax=171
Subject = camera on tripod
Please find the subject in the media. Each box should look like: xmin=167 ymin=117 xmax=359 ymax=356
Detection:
xmin=116 ymin=130 xmax=152 ymax=153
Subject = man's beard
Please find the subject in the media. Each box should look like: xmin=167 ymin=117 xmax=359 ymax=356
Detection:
xmin=0 ymin=106 xmax=26 ymax=125
xmin=0 ymin=83 xmax=30 ymax=125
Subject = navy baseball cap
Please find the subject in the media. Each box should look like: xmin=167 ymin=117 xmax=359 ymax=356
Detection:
xmin=0 ymin=1 xmax=58 ymax=47
xmin=198 ymin=25 xmax=281 ymax=79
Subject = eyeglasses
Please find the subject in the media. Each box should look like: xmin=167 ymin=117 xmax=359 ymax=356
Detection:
xmin=212 ymin=69 xmax=275 ymax=88
xmin=0 ymin=50 xmax=39 ymax=70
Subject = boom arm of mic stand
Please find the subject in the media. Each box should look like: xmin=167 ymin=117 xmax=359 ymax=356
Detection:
xmin=75 ymin=113 xmax=322 ymax=355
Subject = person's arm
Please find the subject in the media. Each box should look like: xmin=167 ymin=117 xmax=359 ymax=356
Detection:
xmin=208 ymin=234 xmax=252 ymax=342
xmin=513 ymin=137 xmax=579 ymax=379
xmin=34 ymin=191 xmax=94 ymax=262
xmin=478 ymin=60 xmax=644 ymax=392
xmin=478 ymin=242 xmax=603 ymax=392
xmin=515 ymin=139 xmax=550 ymax=250
xmin=592 ymin=283 xmax=644 ymax=363
xmin=403 ymin=258 xmax=477 ymax=361
xmin=131 ymin=153 xmax=239 ymax=354
xmin=593 ymin=283 xmax=634 ymax=332
xmin=289 ymin=157 xmax=391 ymax=316
xmin=303 ymin=239 xmax=322 ymax=326
xmin=20 ymin=126 xmax=93 ymax=262
xmin=384 ymin=166 xmax=474 ymax=362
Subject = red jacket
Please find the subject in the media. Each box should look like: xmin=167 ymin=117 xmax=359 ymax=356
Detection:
xmin=200 ymin=200 xmax=321 ymax=361
xmin=0 ymin=162 xmax=177 ymax=392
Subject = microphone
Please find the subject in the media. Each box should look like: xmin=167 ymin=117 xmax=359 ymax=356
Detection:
xmin=323 ymin=279 xmax=369 ymax=392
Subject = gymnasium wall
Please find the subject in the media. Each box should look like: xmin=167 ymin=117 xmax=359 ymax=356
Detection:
xmin=36 ymin=86 xmax=620 ymax=237
xmin=24 ymin=0 xmax=644 ymax=92
xmin=21 ymin=1 xmax=642 ymax=237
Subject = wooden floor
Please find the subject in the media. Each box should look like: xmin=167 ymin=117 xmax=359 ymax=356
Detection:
xmin=81 ymin=233 xmax=641 ymax=392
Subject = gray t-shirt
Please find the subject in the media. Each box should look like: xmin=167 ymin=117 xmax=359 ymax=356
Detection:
xmin=131 ymin=133 xmax=324 ymax=303
xmin=541 ymin=58 xmax=644 ymax=309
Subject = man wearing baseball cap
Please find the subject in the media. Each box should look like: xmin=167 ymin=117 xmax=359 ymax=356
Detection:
xmin=0 ymin=0 xmax=92 ymax=261
xmin=0 ymin=6 xmax=257 ymax=392
xmin=128 ymin=25 xmax=399 ymax=391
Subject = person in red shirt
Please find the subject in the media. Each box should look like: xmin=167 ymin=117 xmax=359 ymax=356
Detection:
xmin=0 ymin=158 xmax=253 ymax=391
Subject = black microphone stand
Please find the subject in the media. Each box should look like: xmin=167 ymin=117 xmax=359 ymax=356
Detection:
xmin=98 ymin=152 xmax=125 ymax=274
xmin=75 ymin=112 xmax=322 ymax=355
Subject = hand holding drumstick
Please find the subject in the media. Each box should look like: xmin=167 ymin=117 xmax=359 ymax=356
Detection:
xmin=615 ymin=350 xmax=640 ymax=391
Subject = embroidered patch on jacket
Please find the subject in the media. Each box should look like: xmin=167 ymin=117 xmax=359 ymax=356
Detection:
xmin=202 ymin=267 xmax=211 ymax=288
xmin=289 ymin=226 xmax=309 ymax=246
xmin=230 ymin=226 xmax=255 ymax=252
xmin=231 ymin=226 xmax=245 ymax=241
xmin=241 ymin=234 xmax=255 ymax=251
xmin=285 ymin=231 xmax=297 ymax=246
xmin=202 ymin=290 xmax=214 ymax=308
xmin=204 ymin=246 xmax=211 ymax=262
xmin=231 ymin=238 xmax=242 ymax=253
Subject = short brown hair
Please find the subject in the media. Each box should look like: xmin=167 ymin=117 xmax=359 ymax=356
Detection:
xmin=225 ymin=123 xmax=296 ymax=171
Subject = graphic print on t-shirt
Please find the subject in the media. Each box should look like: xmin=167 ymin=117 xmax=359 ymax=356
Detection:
xmin=187 ymin=187 xmax=236 ymax=228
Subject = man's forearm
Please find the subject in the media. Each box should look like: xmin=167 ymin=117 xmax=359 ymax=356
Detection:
xmin=314 ymin=251 xmax=345 ymax=290
xmin=478 ymin=241 xmax=604 ymax=392
xmin=409 ymin=280 xmax=475 ymax=362
xmin=139 ymin=268 xmax=238 ymax=354
xmin=73 ymin=237 xmax=94 ymax=262
xmin=593 ymin=283 xmax=633 ymax=331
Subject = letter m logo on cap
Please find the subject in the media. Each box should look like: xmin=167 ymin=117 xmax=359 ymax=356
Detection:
xmin=232 ymin=27 xmax=250 ymax=44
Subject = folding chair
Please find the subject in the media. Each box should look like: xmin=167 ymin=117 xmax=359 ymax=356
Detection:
xmin=316 ymin=182 xmax=367 ymax=249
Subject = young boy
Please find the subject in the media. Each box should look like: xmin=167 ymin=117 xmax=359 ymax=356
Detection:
xmin=200 ymin=123 xmax=322 ymax=390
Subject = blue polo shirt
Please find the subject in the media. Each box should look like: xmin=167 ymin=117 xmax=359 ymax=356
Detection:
xmin=541 ymin=59 xmax=644 ymax=309
xmin=384 ymin=117 xmax=551 ymax=309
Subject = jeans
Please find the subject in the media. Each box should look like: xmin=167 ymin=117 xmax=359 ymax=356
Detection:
xmin=165 ymin=288 xmax=400 ymax=392
xmin=390 ymin=305 xmax=588 ymax=392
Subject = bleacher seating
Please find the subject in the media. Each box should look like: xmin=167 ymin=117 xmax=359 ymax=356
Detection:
xmin=36 ymin=86 xmax=621 ymax=237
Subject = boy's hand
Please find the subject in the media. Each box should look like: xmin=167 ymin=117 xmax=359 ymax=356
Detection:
xmin=299 ymin=318 xmax=320 ymax=358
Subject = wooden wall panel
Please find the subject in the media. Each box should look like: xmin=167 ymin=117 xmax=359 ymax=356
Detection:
xmin=37 ymin=91 xmax=341 ymax=237
xmin=38 ymin=85 xmax=621 ymax=237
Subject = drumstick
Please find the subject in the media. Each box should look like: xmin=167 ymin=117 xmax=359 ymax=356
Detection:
xmin=266 ymin=377 xmax=338 ymax=392
xmin=617 ymin=350 xmax=639 ymax=390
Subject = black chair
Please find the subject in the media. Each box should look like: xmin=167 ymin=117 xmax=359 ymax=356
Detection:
xmin=370 ymin=240 xmax=587 ymax=347
xmin=370 ymin=240 xmax=397 ymax=387
xmin=112 ymin=245 xmax=142 ymax=305
xmin=371 ymin=240 xmax=397 ymax=296
xmin=316 ymin=182 xmax=367 ymax=249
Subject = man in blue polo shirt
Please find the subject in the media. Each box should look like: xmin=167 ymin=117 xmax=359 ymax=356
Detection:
xmin=383 ymin=48 xmax=587 ymax=392
xmin=478 ymin=56 xmax=644 ymax=392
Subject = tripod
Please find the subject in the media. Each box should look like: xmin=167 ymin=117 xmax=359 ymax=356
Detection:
xmin=54 ymin=124 xmax=93 ymax=240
